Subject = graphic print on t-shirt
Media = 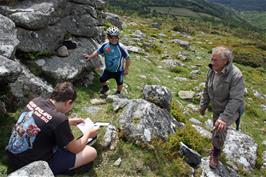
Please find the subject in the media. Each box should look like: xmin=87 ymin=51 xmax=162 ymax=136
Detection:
xmin=105 ymin=47 xmax=111 ymax=53
xmin=7 ymin=111 xmax=41 ymax=154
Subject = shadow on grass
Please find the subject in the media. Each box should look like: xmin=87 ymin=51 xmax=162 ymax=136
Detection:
xmin=74 ymin=72 xmax=102 ymax=100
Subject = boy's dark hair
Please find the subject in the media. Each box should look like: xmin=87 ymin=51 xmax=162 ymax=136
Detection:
xmin=50 ymin=82 xmax=77 ymax=102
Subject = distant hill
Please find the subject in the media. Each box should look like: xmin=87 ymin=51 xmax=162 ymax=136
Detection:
xmin=241 ymin=11 xmax=266 ymax=30
xmin=106 ymin=0 xmax=257 ymax=30
xmin=209 ymin=0 xmax=266 ymax=11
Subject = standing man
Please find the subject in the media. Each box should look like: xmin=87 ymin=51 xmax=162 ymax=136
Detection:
xmin=6 ymin=82 xmax=98 ymax=175
xmin=84 ymin=26 xmax=130 ymax=95
xmin=199 ymin=46 xmax=245 ymax=169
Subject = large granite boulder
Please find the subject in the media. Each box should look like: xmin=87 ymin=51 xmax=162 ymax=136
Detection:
xmin=17 ymin=21 xmax=103 ymax=54
xmin=0 ymin=14 xmax=19 ymax=59
xmin=0 ymin=0 xmax=67 ymax=30
xmin=62 ymin=16 xmax=100 ymax=38
xmin=9 ymin=64 xmax=53 ymax=107
xmin=70 ymin=0 xmax=106 ymax=10
xmin=68 ymin=2 xmax=97 ymax=18
xmin=143 ymin=85 xmax=172 ymax=110
xmin=34 ymin=38 xmax=102 ymax=82
xmin=0 ymin=55 xmax=22 ymax=83
xmin=0 ymin=56 xmax=22 ymax=114
xmin=105 ymin=12 xmax=123 ymax=29
xmin=64 ymin=1 xmax=105 ymax=40
xmin=106 ymin=95 xmax=130 ymax=112
xmin=8 ymin=161 xmax=54 ymax=177
xmin=200 ymin=157 xmax=239 ymax=177
xmin=223 ymin=129 xmax=258 ymax=171
xmin=17 ymin=24 xmax=65 ymax=53
xmin=179 ymin=142 xmax=201 ymax=168
xmin=1 ymin=0 xmax=105 ymax=54
xmin=118 ymin=99 xmax=183 ymax=144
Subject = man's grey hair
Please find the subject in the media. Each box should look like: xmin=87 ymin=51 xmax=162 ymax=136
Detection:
xmin=212 ymin=46 xmax=233 ymax=62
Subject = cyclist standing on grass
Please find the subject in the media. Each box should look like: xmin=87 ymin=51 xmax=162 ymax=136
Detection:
xmin=84 ymin=26 xmax=130 ymax=95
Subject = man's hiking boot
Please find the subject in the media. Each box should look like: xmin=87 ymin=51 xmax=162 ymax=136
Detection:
xmin=99 ymin=85 xmax=109 ymax=94
xmin=114 ymin=90 xmax=121 ymax=95
xmin=209 ymin=148 xmax=220 ymax=169
xmin=209 ymin=154 xmax=219 ymax=169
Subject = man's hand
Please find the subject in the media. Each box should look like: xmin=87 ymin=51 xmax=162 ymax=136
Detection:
xmin=214 ymin=119 xmax=226 ymax=132
xmin=69 ymin=118 xmax=84 ymax=126
xmin=124 ymin=69 xmax=129 ymax=75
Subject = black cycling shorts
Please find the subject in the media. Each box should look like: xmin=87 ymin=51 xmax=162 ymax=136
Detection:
xmin=99 ymin=70 xmax=124 ymax=85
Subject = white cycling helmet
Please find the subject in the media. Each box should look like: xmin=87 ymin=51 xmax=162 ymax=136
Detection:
xmin=107 ymin=26 xmax=120 ymax=36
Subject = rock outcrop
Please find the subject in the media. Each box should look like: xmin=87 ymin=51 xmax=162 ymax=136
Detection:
xmin=8 ymin=161 xmax=54 ymax=177
xmin=143 ymin=85 xmax=172 ymax=111
xmin=223 ymin=129 xmax=258 ymax=171
xmin=9 ymin=64 xmax=53 ymax=107
xmin=0 ymin=0 xmax=105 ymax=54
xmin=0 ymin=0 xmax=106 ymax=109
xmin=200 ymin=157 xmax=239 ymax=177
xmin=34 ymin=37 xmax=102 ymax=82
xmin=0 ymin=14 xmax=19 ymax=59
xmin=179 ymin=142 xmax=202 ymax=168
xmin=0 ymin=55 xmax=22 ymax=83
xmin=118 ymin=99 xmax=183 ymax=144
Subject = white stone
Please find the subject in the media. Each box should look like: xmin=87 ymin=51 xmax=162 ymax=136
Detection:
xmin=90 ymin=98 xmax=106 ymax=105
xmin=113 ymin=157 xmax=122 ymax=166
xmin=35 ymin=59 xmax=46 ymax=66
xmin=178 ymin=91 xmax=195 ymax=99
xmin=192 ymin=125 xmax=211 ymax=139
xmin=144 ymin=129 xmax=152 ymax=142
xmin=174 ymin=77 xmax=188 ymax=81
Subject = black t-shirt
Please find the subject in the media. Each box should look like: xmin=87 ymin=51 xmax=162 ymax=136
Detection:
xmin=6 ymin=97 xmax=74 ymax=167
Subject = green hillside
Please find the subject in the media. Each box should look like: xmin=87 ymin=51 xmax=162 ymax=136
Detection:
xmin=241 ymin=11 xmax=266 ymax=30
xmin=209 ymin=1 xmax=266 ymax=30
xmin=209 ymin=0 xmax=266 ymax=11
xmin=106 ymin=0 xmax=257 ymax=30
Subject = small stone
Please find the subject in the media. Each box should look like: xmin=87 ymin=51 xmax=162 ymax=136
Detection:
xmin=83 ymin=106 xmax=101 ymax=114
xmin=205 ymin=119 xmax=213 ymax=130
xmin=113 ymin=157 xmax=122 ymax=166
xmin=90 ymin=98 xmax=106 ymax=105
xmin=174 ymin=77 xmax=188 ymax=81
xmin=189 ymin=118 xmax=201 ymax=125
xmin=57 ymin=46 xmax=69 ymax=57
xmin=178 ymin=91 xmax=195 ymax=100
